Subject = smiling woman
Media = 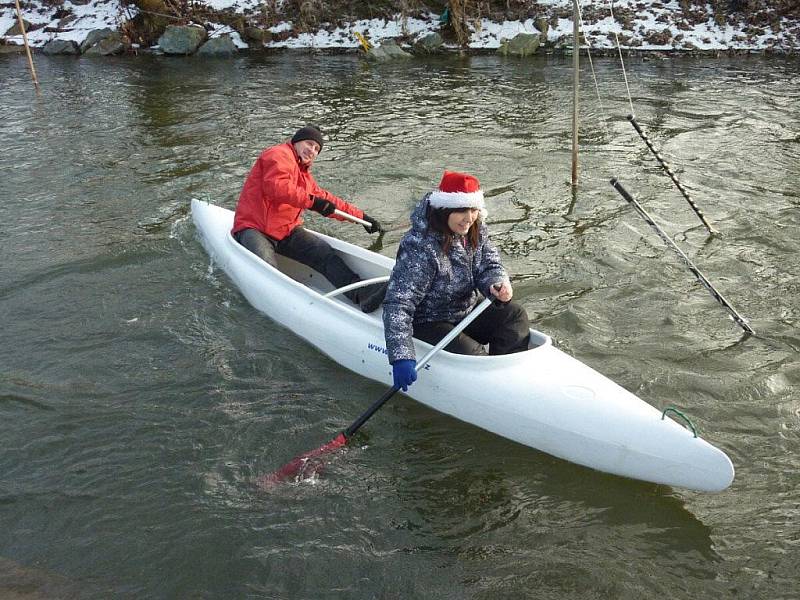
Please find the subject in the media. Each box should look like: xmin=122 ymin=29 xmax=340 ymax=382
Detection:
xmin=446 ymin=207 xmax=480 ymax=236
xmin=383 ymin=170 xmax=530 ymax=370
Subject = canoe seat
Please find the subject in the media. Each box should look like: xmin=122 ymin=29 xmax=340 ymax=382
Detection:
xmin=323 ymin=275 xmax=391 ymax=299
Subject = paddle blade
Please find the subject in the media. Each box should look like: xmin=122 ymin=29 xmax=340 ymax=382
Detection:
xmin=257 ymin=432 xmax=348 ymax=488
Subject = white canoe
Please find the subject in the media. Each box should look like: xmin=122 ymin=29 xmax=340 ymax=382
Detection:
xmin=191 ymin=199 xmax=734 ymax=492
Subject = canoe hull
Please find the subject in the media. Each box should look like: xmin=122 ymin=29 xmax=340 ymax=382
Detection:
xmin=191 ymin=199 xmax=734 ymax=492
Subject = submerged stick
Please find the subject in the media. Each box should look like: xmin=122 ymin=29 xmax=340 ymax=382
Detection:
xmin=14 ymin=0 xmax=41 ymax=95
xmin=627 ymin=114 xmax=717 ymax=235
xmin=610 ymin=178 xmax=754 ymax=335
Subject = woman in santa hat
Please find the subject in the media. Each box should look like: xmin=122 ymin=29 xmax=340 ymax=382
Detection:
xmin=382 ymin=170 xmax=531 ymax=392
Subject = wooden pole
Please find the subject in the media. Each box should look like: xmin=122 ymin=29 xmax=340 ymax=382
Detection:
xmin=571 ymin=0 xmax=579 ymax=189
xmin=14 ymin=0 xmax=41 ymax=94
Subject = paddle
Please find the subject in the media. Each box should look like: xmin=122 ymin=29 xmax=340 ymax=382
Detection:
xmin=334 ymin=209 xmax=387 ymax=251
xmin=333 ymin=208 xmax=371 ymax=227
xmin=334 ymin=208 xmax=413 ymax=252
xmin=258 ymin=295 xmax=496 ymax=487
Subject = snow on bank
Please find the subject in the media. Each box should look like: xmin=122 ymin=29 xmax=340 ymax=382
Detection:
xmin=265 ymin=14 xmax=437 ymax=49
xmin=1 ymin=0 xmax=131 ymax=47
xmin=2 ymin=0 xmax=799 ymax=52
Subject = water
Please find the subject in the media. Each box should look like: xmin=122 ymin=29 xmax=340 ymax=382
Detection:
xmin=1 ymin=51 xmax=798 ymax=599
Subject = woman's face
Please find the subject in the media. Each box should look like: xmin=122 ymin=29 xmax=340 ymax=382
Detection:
xmin=447 ymin=208 xmax=480 ymax=235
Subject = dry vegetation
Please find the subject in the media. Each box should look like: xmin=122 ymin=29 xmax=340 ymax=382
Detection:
xmin=120 ymin=0 xmax=543 ymax=45
xmin=118 ymin=0 xmax=800 ymax=47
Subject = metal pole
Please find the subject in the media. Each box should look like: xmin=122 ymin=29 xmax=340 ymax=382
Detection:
xmin=610 ymin=178 xmax=753 ymax=334
xmin=627 ymin=115 xmax=718 ymax=235
xmin=571 ymin=0 xmax=579 ymax=189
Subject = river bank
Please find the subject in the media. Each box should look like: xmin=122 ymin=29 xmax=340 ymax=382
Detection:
xmin=2 ymin=0 xmax=800 ymax=56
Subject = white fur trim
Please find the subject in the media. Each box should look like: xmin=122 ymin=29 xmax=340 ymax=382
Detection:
xmin=428 ymin=190 xmax=485 ymax=211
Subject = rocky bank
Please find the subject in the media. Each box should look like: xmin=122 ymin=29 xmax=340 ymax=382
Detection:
xmin=1 ymin=0 xmax=799 ymax=57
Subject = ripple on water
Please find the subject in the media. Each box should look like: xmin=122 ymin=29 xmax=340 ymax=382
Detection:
xmin=1 ymin=54 xmax=799 ymax=599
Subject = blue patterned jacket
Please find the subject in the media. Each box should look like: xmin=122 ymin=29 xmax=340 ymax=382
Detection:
xmin=382 ymin=194 xmax=507 ymax=363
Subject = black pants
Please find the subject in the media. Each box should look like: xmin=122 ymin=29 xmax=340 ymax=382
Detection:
xmin=235 ymin=227 xmax=364 ymax=303
xmin=413 ymin=301 xmax=530 ymax=356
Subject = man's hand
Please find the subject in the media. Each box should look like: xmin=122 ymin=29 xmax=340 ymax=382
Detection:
xmin=362 ymin=213 xmax=383 ymax=234
xmin=310 ymin=196 xmax=336 ymax=216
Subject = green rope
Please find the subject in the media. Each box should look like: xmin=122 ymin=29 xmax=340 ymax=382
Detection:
xmin=661 ymin=407 xmax=697 ymax=438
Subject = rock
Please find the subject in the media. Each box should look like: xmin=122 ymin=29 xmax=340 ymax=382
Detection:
xmin=497 ymin=32 xmax=541 ymax=57
xmin=157 ymin=24 xmax=207 ymax=55
xmin=84 ymin=31 xmax=126 ymax=55
xmin=534 ymin=17 xmax=549 ymax=39
xmin=647 ymin=29 xmax=673 ymax=45
xmin=80 ymin=27 xmax=114 ymax=52
xmin=42 ymin=39 xmax=79 ymax=55
xmin=56 ymin=14 xmax=77 ymax=29
xmin=244 ymin=26 xmax=271 ymax=43
xmin=364 ymin=38 xmax=411 ymax=61
xmin=413 ymin=32 xmax=443 ymax=54
xmin=4 ymin=18 xmax=32 ymax=36
xmin=197 ymin=35 xmax=237 ymax=57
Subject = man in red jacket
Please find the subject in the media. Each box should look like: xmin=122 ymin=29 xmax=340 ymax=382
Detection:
xmin=233 ymin=125 xmax=386 ymax=312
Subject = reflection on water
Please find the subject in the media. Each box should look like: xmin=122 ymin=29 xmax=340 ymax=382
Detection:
xmin=0 ymin=51 xmax=798 ymax=599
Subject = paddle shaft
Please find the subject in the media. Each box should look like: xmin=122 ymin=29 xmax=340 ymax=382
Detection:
xmin=334 ymin=208 xmax=371 ymax=228
xmin=335 ymin=208 xmax=410 ymax=235
xmin=343 ymin=296 xmax=495 ymax=438
xmin=610 ymin=178 xmax=754 ymax=334
xmin=260 ymin=296 xmax=497 ymax=485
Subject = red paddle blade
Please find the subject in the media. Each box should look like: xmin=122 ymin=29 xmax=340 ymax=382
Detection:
xmin=257 ymin=432 xmax=348 ymax=488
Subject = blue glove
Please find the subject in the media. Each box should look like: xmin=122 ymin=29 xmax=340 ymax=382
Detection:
xmin=392 ymin=359 xmax=417 ymax=391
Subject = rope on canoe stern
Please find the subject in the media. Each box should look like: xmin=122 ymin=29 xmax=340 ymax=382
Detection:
xmin=662 ymin=406 xmax=698 ymax=438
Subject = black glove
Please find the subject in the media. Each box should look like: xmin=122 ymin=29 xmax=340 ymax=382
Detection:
xmin=362 ymin=213 xmax=383 ymax=234
xmin=310 ymin=196 xmax=336 ymax=217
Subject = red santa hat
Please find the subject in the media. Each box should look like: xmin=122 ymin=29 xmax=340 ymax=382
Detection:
xmin=428 ymin=170 xmax=486 ymax=217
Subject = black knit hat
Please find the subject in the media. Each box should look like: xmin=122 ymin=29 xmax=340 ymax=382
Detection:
xmin=291 ymin=125 xmax=324 ymax=151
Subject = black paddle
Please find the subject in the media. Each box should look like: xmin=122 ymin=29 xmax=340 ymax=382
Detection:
xmin=258 ymin=295 xmax=496 ymax=486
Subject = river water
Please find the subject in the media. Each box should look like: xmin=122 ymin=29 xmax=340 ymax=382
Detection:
xmin=1 ymin=51 xmax=798 ymax=599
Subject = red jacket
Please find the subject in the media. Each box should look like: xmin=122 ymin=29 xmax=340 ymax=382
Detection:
xmin=232 ymin=141 xmax=364 ymax=241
